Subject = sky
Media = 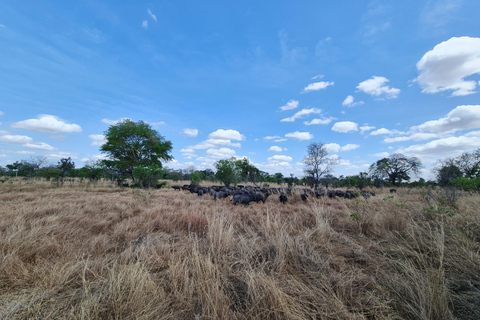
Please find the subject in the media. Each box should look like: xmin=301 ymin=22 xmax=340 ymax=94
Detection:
xmin=1 ymin=0 xmax=480 ymax=180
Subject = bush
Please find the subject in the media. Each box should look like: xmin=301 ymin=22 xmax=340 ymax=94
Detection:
xmin=451 ymin=177 xmax=480 ymax=191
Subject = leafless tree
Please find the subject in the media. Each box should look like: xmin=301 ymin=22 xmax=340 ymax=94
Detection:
xmin=303 ymin=142 xmax=339 ymax=190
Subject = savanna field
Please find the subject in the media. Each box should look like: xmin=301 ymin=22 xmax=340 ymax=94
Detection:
xmin=1 ymin=179 xmax=480 ymax=320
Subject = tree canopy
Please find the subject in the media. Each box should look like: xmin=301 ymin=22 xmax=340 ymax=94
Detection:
xmin=369 ymin=153 xmax=422 ymax=185
xmin=100 ymin=119 xmax=172 ymax=181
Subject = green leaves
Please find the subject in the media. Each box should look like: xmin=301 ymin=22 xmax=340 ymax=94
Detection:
xmin=100 ymin=119 xmax=172 ymax=182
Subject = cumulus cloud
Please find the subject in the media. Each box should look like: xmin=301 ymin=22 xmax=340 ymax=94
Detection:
xmin=147 ymin=9 xmax=157 ymax=22
xmin=357 ymin=76 xmax=400 ymax=99
xmin=416 ymin=36 xmax=480 ymax=96
xmin=302 ymin=81 xmax=334 ymax=93
xmin=342 ymin=95 xmax=364 ymax=107
xmin=325 ymin=143 xmax=359 ymax=152
xmin=264 ymin=135 xmax=287 ymax=142
xmin=268 ymin=155 xmax=293 ymax=162
xmin=303 ymin=117 xmax=334 ymax=125
xmin=397 ymin=135 xmax=480 ymax=158
xmin=370 ymin=128 xmax=405 ymax=135
xmin=89 ymin=134 xmax=106 ymax=146
xmin=360 ymin=125 xmax=376 ymax=133
xmin=372 ymin=152 xmax=390 ymax=158
xmin=285 ymin=131 xmax=314 ymax=140
xmin=208 ymin=129 xmax=245 ymax=141
xmin=412 ymin=105 xmax=480 ymax=134
xmin=332 ymin=121 xmax=358 ymax=133
xmin=280 ymin=108 xmax=323 ymax=122
xmin=189 ymin=139 xmax=241 ymax=150
xmin=279 ymin=100 xmax=299 ymax=111
xmin=0 ymin=134 xmax=33 ymax=144
xmin=183 ymin=128 xmax=199 ymax=137
xmin=12 ymin=115 xmax=82 ymax=133
xmin=23 ymin=142 xmax=56 ymax=151
xmin=341 ymin=144 xmax=360 ymax=151
xmin=268 ymin=146 xmax=283 ymax=152
xmin=325 ymin=143 xmax=341 ymax=153
xmin=180 ymin=148 xmax=197 ymax=159
xmin=205 ymin=148 xmax=236 ymax=159
xmin=384 ymin=133 xmax=441 ymax=143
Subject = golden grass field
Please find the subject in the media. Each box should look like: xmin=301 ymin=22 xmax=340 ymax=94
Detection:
xmin=1 ymin=179 xmax=479 ymax=319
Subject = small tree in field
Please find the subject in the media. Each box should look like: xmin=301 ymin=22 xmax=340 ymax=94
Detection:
xmin=303 ymin=142 xmax=339 ymax=190
xmin=215 ymin=158 xmax=241 ymax=186
xmin=369 ymin=153 xmax=422 ymax=186
xmin=101 ymin=119 xmax=172 ymax=182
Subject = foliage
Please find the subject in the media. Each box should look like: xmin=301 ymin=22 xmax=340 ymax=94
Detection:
xmin=133 ymin=165 xmax=163 ymax=188
xmin=101 ymin=119 xmax=172 ymax=181
xmin=303 ymin=142 xmax=339 ymax=190
xmin=214 ymin=158 xmax=241 ymax=186
xmin=369 ymin=153 xmax=422 ymax=185
xmin=450 ymin=177 xmax=480 ymax=191
xmin=435 ymin=149 xmax=480 ymax=186
xmin=57 ymin=157 xmax=75 ymax=184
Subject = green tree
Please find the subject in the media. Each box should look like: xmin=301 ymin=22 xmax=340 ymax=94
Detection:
xmin=369 ymin=153 xmax=422 ymax=185
xmin=101 ymin=119 xmax=173 ymax=181
xmin=236 ymin=158 xmax=261 ymax=184
xmin=58 ymin=157 xmax=75 ymax=185
xmin=214 ymin=158 xmax=241 ymax=186
xmin=303 ymin=142 xmax=339 ymax=190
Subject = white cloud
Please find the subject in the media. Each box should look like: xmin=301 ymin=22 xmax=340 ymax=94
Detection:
xmin=268 ymin=146 xmax=283 ymax=152
xmin=12 ymin=115 xmax=82 ymax=133
xmin=416 ymin=37 xmax=480 ymax=96
xmin=285 ymin=131 xmax=314 ymax=140
xmin=0 ymin=111 xmax=4 ymax=115
xmin=325 ymin=143 xmax=359 ymax=153
xmin=101 ymin=118 xmax=131 ymax=125
xmin=342 ymin=95 xmax=364 ymax=107
xmin=147 ymin=9 xmax=157 ymax=22
xmin=89 ymin=134 xmax=106 ymax=146
xmin=372 ymin=152 xmax=390 ymax=158
xmin=341 ymin=144 xmax=360 ymax=151
xmin=208 ymin=129 xmax=245 ymax=141
xmin=279 ymin=100 xmax=299 ymax=111
xmin=325 ymin=143 xmax=341 ymax=153
xmin=302 ymin=81 xmax=334 ymax=93
xmin=183 ymin=128 xmax=199 ymax=137
xmin=142 ymin=20 xmax=148 ymax=29
xmin=280 ymin=108 xmax=323 ymax=122
xmin=268 ymin=155 xmax=293 ymax=162
xmin=205 ymin=148 xmax=236 ymax=159
xmin=0 ymin=134 xmax=33 ymax=144
xmin=180 ymin=148 xmax=197 ymax=158
xmin=47 ymin=152 xmax=77 ymax=159
xmin=384 ymin=133 xmax=440 ymax=143
xmin=303 ymin=117 xmax=333 ymax=125
xmin=357 ymin=76 xmax=400 ymax=99
xmin=397 ymin=135 xmax=480 ymax=158
xmin=189 ymin=139 xmax=241 ymax=150
xmin=23 ymin=142 xmax=56 ymax=151
xmin=312 ymin=74 xmax=324 ymax=80
xmin=264 ymin=135 xmax=287 ymax=142
xmin=360 ymin=125 xmax=376 ymax=133
xmin=412 ymin=105 xmax=480 ymax=134
xmin=370 ymin=128 xmax=405 ymax=135
xmin=332 ymin=121 xmax=358 ymax=133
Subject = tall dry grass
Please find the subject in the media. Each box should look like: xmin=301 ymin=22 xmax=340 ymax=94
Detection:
xmin=1 ymin=180 xmax=479 ymax=319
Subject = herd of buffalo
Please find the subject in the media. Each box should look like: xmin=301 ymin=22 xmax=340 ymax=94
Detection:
xmin=171 ymin=184 xmax=376 ymax=206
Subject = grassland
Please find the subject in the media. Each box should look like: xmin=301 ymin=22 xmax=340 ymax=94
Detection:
xmin=1 ymin=179 xmax=479 ymax=319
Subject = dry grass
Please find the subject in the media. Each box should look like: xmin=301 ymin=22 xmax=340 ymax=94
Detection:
xmin=1 ymin=180 xmax=479 ymax=319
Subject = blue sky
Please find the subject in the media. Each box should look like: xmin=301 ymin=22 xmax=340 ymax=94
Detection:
xmin=1 ymin=0 xmax=480 ymax=179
